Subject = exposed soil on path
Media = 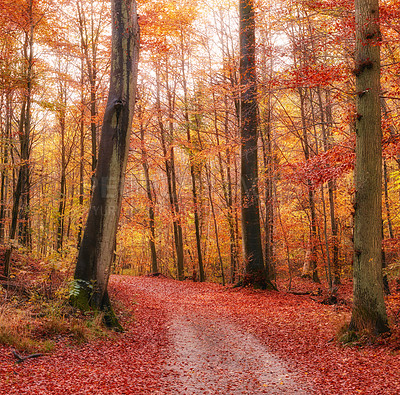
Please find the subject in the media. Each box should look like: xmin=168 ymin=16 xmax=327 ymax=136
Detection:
xmin=130 ymin=277 xmax=313 ymax=394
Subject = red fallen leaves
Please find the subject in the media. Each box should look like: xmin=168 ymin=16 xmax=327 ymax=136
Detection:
xmin=127 ymin=276 xmax=400 ymax=394
xmin=196 ymin=280 xmax=400 ymax=395
xmin=0 ymin=276 xmax=173 ymax=395
xmin=1 ymin=275 xmax=400 ymax=394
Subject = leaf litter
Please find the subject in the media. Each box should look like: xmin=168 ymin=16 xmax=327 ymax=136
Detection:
xmin=1 ymin=275 xmax=400 ymax=394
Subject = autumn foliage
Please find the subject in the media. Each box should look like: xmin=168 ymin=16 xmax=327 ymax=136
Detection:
xmin=1 ymin=0 xmax=400 ymax=390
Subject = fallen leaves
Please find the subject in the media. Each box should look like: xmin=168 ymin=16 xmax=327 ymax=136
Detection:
xmin=1 ymin=275 xmax=400 ymax=394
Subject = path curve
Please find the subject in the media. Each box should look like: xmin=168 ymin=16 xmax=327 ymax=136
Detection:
xmin=131 ymin=277 xmax=314 ymax=394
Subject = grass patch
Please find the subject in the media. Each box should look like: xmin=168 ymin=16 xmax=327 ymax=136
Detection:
xmin=0 ymin=276 xmax=113 ymax=354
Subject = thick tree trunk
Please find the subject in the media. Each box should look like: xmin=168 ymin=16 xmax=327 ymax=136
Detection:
xmin=71 ymin=0 xmax=139 ymax=330
xmin=240 ymin=0 xmax=274 ymax=289
xmin=349 ymin=0 xmax=389 ymax=335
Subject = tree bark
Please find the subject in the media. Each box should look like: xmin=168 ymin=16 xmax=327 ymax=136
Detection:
xmin=239 ymin=0 xmax=274 ymax=289
xmin=349 ymin=0 xmax=389 ymax=335
xmin=71 ymin=0 xmax=139 ymax=330
xmin=138 ymin=101 xmax=157 ymax=274
xmin=77 ymin=57 xmax=85 ymax=249
xmin=56 ymin=81 xmax=67 ymax=252
xmin=76 ymin=0 xmax=100 ymax=176
xmin=0 ymin=92 xmax=11 ymax=243
xmin=180 ymin=30 xmax=205 ymax=282
xmin=155 ymin=65 xmax=185 ymax=281
xmin=298 ymin=88 xmax=319 ymax=283
xmin=18 ymin=0 xmax=35 ymax=249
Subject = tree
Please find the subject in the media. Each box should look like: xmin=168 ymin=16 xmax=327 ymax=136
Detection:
xmin=3 ymin=0 xmax=38 ymax=276
xmin=349 ymin=0 xmax=389 ymax=335
xmin=137 ymin=92 xmax=158 ymax=274
xmin=239 ymin=0 xmax=274 ymax=289
xmin=76 ymin=0 xmax=109 ymax=176
xmin=71 ymin=0 xmax=139 ymax=329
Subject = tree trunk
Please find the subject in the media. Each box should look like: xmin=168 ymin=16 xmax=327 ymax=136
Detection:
xmin=71 ymin=0 xmax=139 ymax=330
xmin=156 ymin=66 xmax=184 ymax=281
xmin=383 ymin=159 xmax=394 ymax=239
xmin=239 ymin=0 xmax=274 ymax=289
xmin=56 ymin=82 xmax=67 ymax=252
xmin=349 ymin=0 xmax=389 ymax=335
xmin=298 ymin=88 xmax=319 ymax=283
xmin=260 ymin=98 xmax=275 ymax=281
xmin=76 ymin=0 xmax=99 ymax=176
xmin=180 ymin=31 xmax=205 ymax=282
xmin=318 ymin=87 xmax=340 ymax=285
xmin=138 ymin=101 xmax=157 ymax=274
xmin=19 ymin=2 xmax=35 ymax=249
xmin=77 ymin=58 xmax=85 ymax=249
xmin=0 ymin=92 xmax=11 ymax=243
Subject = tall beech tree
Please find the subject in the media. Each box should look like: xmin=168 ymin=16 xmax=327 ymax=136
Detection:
xmin=349 ymin=0 xmax=389 ymax=335
xmin=137 ymin=94 xmax=158 ymax=274
xmin=239 ymin=0 xmax=274 ymax=289
xmin=3 ymin=0 xmax=37 ymax=276
xmin=71 ymin=0 xmax=139 ymax=328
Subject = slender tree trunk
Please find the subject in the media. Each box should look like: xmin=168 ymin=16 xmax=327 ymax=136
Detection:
xmin=193 ymin=104 xmax=224 ymax=284
xmin=259 ymin=18 xmax=275 ymax=283
xmin=298 ymin=88 xmax=319 ymax=283
xmin=155 ymin=67 xmax=184 ymax=280
xmin=76 ymin=0 xmax=99 ymax=177
xmin=71 ymin=0 xmax=139 ymax=330
xmin=206 ymin=163 xmax=225 ymax=285
xmin=212 ymin=86 xmax=238 ymax=283
xmin=4 ymin=106 xmax=24 ymax=277
xmin=180 ymin=31 xmax=204 ymax=282
xmin=320 ymin=184 xmax=333 ymax=289
xmin=318 ymin=87 xmax=340 ymax=284
xmin=19 ymin=3 xmax=35 ymax=249
xmin=0 ymin=92 xmax=11 ymax=243
xmin=90 ymin=72 xmax=97 ymax=175
xmin=383 ymin=159 xmax=394 ymax=239
xmin=138 ymin=101 xmax=157 ymax=273
xmin=166 ymin=75 xmax=184 ymax=281
xmin=260 ymin=101 xmax=275 ymax=281
xmin=56 ymin=83 xmax=67 ymax=252
xmin=77 ymin=58 xmax=85 ymax=249
xmin=349 ymin=0 xmax=389 ymax=335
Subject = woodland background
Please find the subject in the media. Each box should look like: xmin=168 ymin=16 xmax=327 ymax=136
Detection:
xmin=1 ymin=0 xmax=400 ymax=288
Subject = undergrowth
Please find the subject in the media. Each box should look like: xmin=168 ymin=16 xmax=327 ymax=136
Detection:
xmin=0 ymin=261 xmax=114 ymax=354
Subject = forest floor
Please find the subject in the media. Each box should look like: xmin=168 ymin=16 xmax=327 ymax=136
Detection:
xmin=1 ymin=275 xmax=400 ymax=394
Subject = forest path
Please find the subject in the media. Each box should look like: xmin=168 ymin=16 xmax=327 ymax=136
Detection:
xmin=2 ymin=276 xmax=399 ymax=394
xmin=129 ymin=276 xmax=314 ymax=394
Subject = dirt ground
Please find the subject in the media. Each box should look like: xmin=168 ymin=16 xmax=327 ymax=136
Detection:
xmin=1 ymin=275 xmax=400 ymax=394
xmin=131 ymin=277 xmax=313 ymax=394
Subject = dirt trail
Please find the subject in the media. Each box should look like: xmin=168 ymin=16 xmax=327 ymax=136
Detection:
xmin=131 ymin=277 xmax=314 ymax=394
xmin=3 ymin=276 xmax=400 ymax=394
xmin=0 ymin=276 xmax=315 ymax=394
